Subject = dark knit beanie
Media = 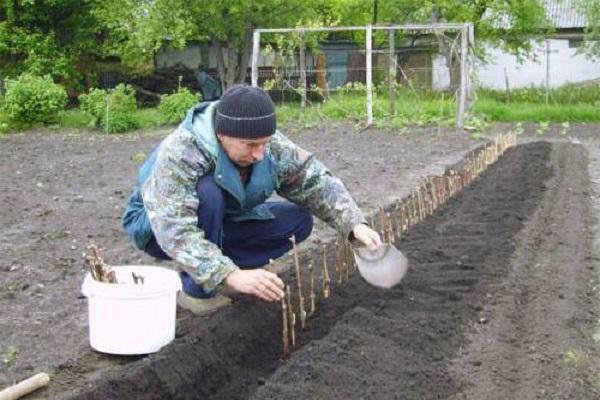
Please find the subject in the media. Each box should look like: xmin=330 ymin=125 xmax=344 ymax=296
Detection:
xmin=215 ymin=84 xmax=277 ymax=139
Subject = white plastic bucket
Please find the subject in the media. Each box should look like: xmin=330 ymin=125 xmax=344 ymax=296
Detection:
xmin=81 ymin=265 xmax=182 ymax=355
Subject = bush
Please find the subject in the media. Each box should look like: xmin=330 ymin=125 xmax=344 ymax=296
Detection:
xmin=158 ymin=87 xmax=200 ymax=124
xmin=2 ymin=73 xmax=67 ymax=128
xmin=79 ymin=84 xmax=139 ymax=133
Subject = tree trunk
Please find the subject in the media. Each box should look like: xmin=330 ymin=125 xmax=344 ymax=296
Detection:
xmin=213 ymin=25 xmax=253 ymax=91
xmin=234 ymin=24 xmax=253 ymax=85
xmin=214 ymin=39 xmax=227 ymax=93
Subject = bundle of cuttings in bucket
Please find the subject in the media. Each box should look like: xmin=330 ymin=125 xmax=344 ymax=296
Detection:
xmin=84 ymin=244 xmax=118 ymax=283
xmin=84 ymin=245 xmax=146 ymax=284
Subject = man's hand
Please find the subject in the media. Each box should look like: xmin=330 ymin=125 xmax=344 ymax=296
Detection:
xmin=352 ymin=223 xmax=382 ymax=251
xmin=224 ymin=269 xmax=285 ymax=302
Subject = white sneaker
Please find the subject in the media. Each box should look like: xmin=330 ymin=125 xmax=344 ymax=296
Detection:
xmin=177 ymin=291 xmax=232 ymax=316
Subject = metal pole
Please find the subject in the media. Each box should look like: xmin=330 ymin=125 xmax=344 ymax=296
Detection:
xmin=299 ymin=33 xmax=307 ymax=109
xmin=255 ymin=23 xmax=468 ymax=34
xmin=457 ymin=24 xmax=468 ymax=129
xmin=545 ymin=39 xmax=550 ymax=105
xmin=251 ymin=30 xmax=260 ymax=87
xmin=468 ymin=23 xmax=475 ymax=117
xmin=366 ymin=24 xmax=373 ymax=126
xmin=388 ymin=29 xmax=396 ymax=117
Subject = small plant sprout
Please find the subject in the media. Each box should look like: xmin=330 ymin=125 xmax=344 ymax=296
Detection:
xmin=560 ymin=121 xmax=570 ymax=136
xmin=514 ymin=122 xmax=524 ymax=135
xmin=536 ymin=121 xmax=550 ymax=135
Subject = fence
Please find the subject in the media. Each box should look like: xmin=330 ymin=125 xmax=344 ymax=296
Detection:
xmin=251 ymin=23 xmax=474 ymax=128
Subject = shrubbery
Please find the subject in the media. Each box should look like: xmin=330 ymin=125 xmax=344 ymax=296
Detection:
xmin=79 ymin=84 xmax=139 ymax=133
xmin=2 ymin=73 xmax=67 ymax=128
xmin=158 ymin=87 xmax=200 ymax=124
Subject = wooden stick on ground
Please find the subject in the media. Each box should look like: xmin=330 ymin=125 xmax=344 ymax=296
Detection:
xmin=378 ymin=207 xmax=386 ymax=239
xmin=343 ymin=239 xmax=351 ymax=279
xmin=289 ymin=235 xmax=306 ymax=329
xmin=281 ymin=289 xmax=289 ymax=359
xmin=285 ymin=285 xmax=295 ymax=349
xmin=321 ymin=245 xmax=331 ymax=299
xmin=385 ymin=213 xmax=394 ymax=244
xmin=336 ymin=239 xmax=342 ymax=282
xmin=0 ymin=373 xmax=50 ymax=400
xmin=290 ymin=312 xmax=296 ymax=349
xmin=308 ymin=262 xmax=316 ymax=315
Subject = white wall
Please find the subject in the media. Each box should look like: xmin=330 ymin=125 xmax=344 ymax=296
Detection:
xmin=432 ymin=54 xmax=451 ymax=90
xmin=476 ymin=39 xmax=600 ymax=89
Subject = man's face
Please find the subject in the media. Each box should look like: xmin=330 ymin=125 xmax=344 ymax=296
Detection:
xmin=217 ymin=134 xmax=272 ymax=167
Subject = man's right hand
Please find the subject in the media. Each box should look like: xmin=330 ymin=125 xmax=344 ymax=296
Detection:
xmin=223 ymin=269 xmax=285 ymax=302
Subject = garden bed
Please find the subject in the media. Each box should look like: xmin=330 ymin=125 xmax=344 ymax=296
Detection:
xmin=1 ymin=122 xmax=599 ymax=399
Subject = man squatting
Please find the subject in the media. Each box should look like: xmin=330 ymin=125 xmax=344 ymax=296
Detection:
xmin=122 ymin=85 xmax=382 ymax=314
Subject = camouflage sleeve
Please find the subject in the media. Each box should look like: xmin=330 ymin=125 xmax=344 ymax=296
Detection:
xmin=270 ymin=132 xmax=366 ymax=238
xmin=142 ymin=128 xmax=238 ymax=292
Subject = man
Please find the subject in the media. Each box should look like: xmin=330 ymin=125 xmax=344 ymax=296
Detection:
xmin=123 ymin=84 xmax=381 ymax=315
xmin=193 ymin=64 xmax=221 ymax=101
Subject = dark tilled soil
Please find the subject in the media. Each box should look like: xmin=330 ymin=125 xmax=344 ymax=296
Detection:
xmin=0 ymin=122 xmax=478 ymax=391
xmin=254 ymin=142 xmax=599 ymax=400
xmin=2 ymin=123 xmax=600 ymax=400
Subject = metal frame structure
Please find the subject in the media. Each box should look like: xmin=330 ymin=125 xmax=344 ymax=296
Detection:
xmin=251 ymin=23 xmax=474 ymax=128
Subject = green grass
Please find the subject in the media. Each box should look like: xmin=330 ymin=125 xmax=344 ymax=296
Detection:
xmin=277 ymin=86 xmax=600 ymax=129
xmin=57 ymin=109 xmax=94 ymax=128
xmin=479 ymin=82 xmax=600 ymax=104
xmin=275 ymin=89 xmax=456 ymax=129
xmin=474 ymin=99 xmax=600 ymax=122
xmin=2 ymin=82 xmax=599 ymax=135
xmin=134 ymin=107 xmax=171 ymax=129
xmin=56 ymin=107 xmax=169 ymax=131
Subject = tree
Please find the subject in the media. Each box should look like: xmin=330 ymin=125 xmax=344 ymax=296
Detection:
xmin=317 ymin=0 xmax=550 ymax=94
xmin=95 ymin=0 xmax=332 ymax=90
xmin=0 ymin=0 xmax=105 ymax=92
xmin=331 ymin=0 xmax=550 ymax=59
xmin=576 ymin=0 xmax=600 ymax=58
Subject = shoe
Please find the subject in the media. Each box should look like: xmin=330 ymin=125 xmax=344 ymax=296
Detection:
xmin=177 ymin=291 xmax=232 ymax=316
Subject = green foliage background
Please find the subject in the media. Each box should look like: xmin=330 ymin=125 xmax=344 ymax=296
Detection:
xmin=1 ymin=0 xmax=582 ymax=94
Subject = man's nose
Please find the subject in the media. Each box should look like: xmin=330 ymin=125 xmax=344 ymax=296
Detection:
xmin=252 ymin=146 xmax=265 ymax=161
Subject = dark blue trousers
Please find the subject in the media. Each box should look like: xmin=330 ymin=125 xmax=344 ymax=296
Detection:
xmin=145 ymin=174 xmax=313 ymax=298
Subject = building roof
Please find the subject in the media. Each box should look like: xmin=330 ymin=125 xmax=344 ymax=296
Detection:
xmin=544 ymin=0 xmax=587 ymax=28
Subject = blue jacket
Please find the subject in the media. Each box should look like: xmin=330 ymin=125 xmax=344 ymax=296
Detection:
xmin=123 ymin=102 xmax=278 ymax=250
xmin=122 ymin=101 xmax=365 ymax=292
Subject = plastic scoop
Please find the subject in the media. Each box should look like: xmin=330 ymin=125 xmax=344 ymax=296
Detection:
xmin=353 ymin=243 xmax=408 ymax=289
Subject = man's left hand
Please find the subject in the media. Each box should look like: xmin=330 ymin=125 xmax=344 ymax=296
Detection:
xmin=352 ymin=224 xmax=382 ymax=250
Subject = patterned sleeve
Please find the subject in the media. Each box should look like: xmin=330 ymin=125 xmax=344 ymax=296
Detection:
xmin=270 ymin=132 xmax=366 ymax=238
xmin=142 ymin=129 xmax=238 ymax=292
